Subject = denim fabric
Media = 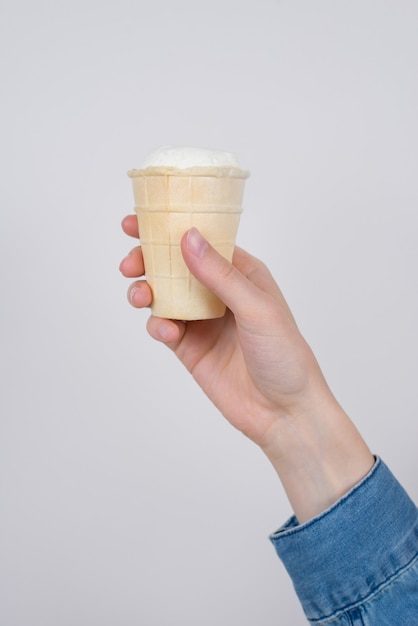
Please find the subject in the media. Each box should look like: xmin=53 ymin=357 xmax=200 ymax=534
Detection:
xmin=270 ymin=458 xmax=418 ymax=624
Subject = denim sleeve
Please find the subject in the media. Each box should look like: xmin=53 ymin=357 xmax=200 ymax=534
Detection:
xmin=270 ymin=458 xmax=418 ymax=625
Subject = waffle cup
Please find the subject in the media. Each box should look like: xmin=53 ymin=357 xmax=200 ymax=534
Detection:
xmin=128 ymin=165 xmax=249 ymax=320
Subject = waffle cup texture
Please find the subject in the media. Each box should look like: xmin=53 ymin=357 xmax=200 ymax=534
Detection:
xmin=128 ymin=166 xmax=249 ymax=320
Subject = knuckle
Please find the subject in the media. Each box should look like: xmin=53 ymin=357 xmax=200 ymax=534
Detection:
xmin=217 ymin=256 xmax=236 ymax=282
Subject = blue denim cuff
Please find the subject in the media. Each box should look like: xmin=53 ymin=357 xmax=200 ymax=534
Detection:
xmin=270 ymin=458 xmax=418 ymax=623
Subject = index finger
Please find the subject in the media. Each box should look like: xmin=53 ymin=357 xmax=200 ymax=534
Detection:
xmin=121 ymin=214 xmax=139 ymax=238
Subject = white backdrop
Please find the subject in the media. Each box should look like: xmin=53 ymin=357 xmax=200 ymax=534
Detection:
xmin=1 ymin=1 xmax=418 ymax=624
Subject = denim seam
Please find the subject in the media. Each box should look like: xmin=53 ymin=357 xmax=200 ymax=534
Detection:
xmin=307 ymin=550 xmax=418 ymax=625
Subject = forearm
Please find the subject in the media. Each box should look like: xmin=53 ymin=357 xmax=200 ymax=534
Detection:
xmin=261 ymin=387 xmax=374 ymax=524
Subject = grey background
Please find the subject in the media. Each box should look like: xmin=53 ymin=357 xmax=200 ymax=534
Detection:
xmin=1 ymin=1 xmax=417 ymax=624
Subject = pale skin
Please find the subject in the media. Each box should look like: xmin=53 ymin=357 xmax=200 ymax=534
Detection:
xmin=120 ymin=215 xmax=374 ymax=523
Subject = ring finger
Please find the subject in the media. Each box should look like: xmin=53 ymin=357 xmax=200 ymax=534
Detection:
xmin=128 ymin=280 xmax=153 ymax=308
xmin=119 ymin=246 xmax=145 ymax=278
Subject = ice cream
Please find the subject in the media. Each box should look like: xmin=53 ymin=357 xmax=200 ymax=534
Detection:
xmin=128 ymin=146 xmax=249 ymax=320
xmin=140 ymin=145 xmax=241 ymax=169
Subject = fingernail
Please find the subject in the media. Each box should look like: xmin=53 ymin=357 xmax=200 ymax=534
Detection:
xmin=186 ymin=227 xmax=209 ymax=258
xmin=129 ymin=285 xmax=140 ymax=304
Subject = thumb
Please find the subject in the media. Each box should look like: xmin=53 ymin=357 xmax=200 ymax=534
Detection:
xmin=181 ymin=227 xmax=259 ymax=318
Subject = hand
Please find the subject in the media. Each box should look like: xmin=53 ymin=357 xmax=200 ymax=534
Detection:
xmin=120 ymin=216 xmax=325 ymax=444
xmin=120 ymin=215 xmax=374 ymax=521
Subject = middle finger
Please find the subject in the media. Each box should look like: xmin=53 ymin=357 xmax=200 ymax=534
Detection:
xmin=119 ymin=246 xmax=145 ymax=277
